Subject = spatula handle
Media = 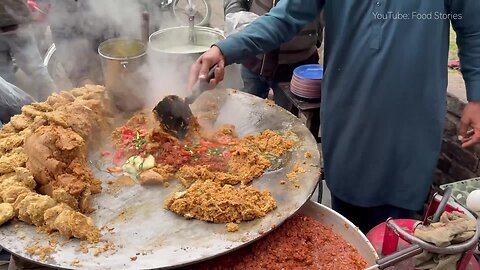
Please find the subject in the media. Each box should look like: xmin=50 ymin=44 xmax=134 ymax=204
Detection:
xmin=186 ymin=64 xmax=218 ymax=104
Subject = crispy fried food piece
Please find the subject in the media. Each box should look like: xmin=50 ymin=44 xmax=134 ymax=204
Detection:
xmin=13 ymin=167 xmax=36 ymax=190
xmin=49 ymin=188 xmax=78 ymax=210
xmin=0 ymin=168 xmax=36 ymax=190
xmin=16 ymin=194 xmax=56 ymax=226
xmin=24 ymin=125 xmax=84 ymax=184
xmin=30 ymin=115 xmax=48 ymax=131
xmin=0 ymin=122 xmax=16 ymax=135
xmin=79 ymin=85 xmax=106 ymax=100
xmin=0 ymin=148 xmax=27 ymax=174
xmin=176 ymin=165 xmax=240 ymax=188
xmin=0 ymin=130 xmax=30 ymax=155
xmin=0 ymin=203 xmax=14 ymax=226
xmin=165 ymin=180 xmax=277 ymax=223
xmin=9 ymin=114 xmax=33 ymax=131
xmin=0 ymin=86 xmax=107 ymax=240
xmin=12 ymin=191 xmax=35 ymax=214
xmin=226 ymin=222 xmax=239 ymax=232
xmin=229 ymin=147 xmax=271 ymax=184
xmin=0 ymin=185 xmax=32 ymax=204
xmin=24 ymin=125 xmax=100 ymax=212
xmin=30 ymin=102 xmax=53 ymax=112
xmin=44 ymin=203 xmax=100 ymax=243
xmin=46 ymin=92 xmax=75 ymax=107
xmin=139 ymin=165 xmax=174 ymax=185
xmin=67 ymin=157 xmax=101 ymax=194
xmin=45 ymin=99 xmax=104 ymax=139
xmin=241 ymin=129 xmax=293 ymax=156
xmin=78 ymin=189 xmax=94 ymax=214
xmin=21 ymin=105 xmax=48 ymax=118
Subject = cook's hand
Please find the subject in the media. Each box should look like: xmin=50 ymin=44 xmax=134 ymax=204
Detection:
xmin=458 ymin=101 xmax=480 ymax=148
xmin=188 ymin=46 xmax=225 ymax=91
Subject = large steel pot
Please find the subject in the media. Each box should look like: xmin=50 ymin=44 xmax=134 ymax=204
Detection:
xmin=148 ymin=26 xmax=223 ymax=78
xmin=149 ymin=26 xmax=223 ymax=57
xmin=148 ymin=26 xmax=242 ymax=91
xmin=98 ymin=38 xmax=147 ymax=112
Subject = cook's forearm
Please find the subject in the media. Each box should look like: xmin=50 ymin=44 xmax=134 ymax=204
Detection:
xmin=450 ymin=0 xmax=480 ymax=101
xmin=217 ymin=0 xmax=324 ymax=65
xmin=224 ymin=0 xmax=249 ymax=15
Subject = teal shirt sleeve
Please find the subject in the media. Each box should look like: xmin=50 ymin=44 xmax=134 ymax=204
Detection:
xmin=216 ymin=0 xmax=324 ymax=65
xmin=449 ymin=0 xmax=480 ymax=101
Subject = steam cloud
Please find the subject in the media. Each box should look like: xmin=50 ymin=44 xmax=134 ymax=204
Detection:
xmin=45 ymin=0 xmax=242 ymax=110
xmin=45 ymin=0 xmax=195 ymax=109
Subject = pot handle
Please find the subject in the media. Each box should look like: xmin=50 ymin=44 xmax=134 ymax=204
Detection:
xmin=121 ymin=60 xmax=129 ymax=71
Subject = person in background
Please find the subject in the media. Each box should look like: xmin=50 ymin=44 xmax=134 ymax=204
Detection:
xmin=0 ymin=0 xmax=57 ymax=101
xmin=223 ymin=0 xmax=323 ymax=109
xmin=190 ymin=0 xmax=480 ymax=233
xmin=47 ymin=0 xmax=117 ymax=88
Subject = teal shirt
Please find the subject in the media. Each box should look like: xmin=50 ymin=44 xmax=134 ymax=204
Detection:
xmin=216 ymin=0 xmax=480 ymax=210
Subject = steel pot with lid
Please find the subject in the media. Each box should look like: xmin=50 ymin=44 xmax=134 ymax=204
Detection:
xmin=98 ymin=38 xmax=147 ymax=112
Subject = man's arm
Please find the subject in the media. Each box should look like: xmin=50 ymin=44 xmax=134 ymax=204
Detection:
xmin=216 ymin=0 xmax=324 ymax=65
xmin=448 ymin=0 xmax=480 ymax=147
xmin=224 ymin=0 xmax=250 ymax=15
xmin=449 ymin=0 xmax=480 ymax=101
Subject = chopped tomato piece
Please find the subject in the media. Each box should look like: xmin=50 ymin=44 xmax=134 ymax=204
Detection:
xmin=222 ymin=151 xmax=231 ymax=159
xmin=122 ymin=127 xmax=134 ymax=136
xmin=217 ymin=136 xmax=231 ymax=145
xmin=113 ymin=150 xmax=124 ymax=165
xmin=180 ymin=148 xmax=193 ymax=156
xmin=200 ymin=140 xmax=217 ymax=148
xmin=194 ymin=146 xmax=207 ymax=153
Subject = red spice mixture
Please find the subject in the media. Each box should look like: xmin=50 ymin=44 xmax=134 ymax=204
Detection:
xmin=196 ymin=214 xmax=367 ymax=270
xmin=111 ymin=113 xmax=236 ymax=170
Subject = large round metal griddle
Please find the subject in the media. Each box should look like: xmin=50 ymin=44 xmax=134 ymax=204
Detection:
xmin=0 ymin=89 xmax=321 ymax=269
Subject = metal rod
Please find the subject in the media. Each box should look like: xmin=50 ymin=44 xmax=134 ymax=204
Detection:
xmin=432 ymin=187 xmax=453 ymax=222
xmin=386 ymin=217 xmax=480 ymax=254
xmin=186 ymin=3 xmax=197 ymax=44
xmin=365 ymin=245 xmax=423 ymax=270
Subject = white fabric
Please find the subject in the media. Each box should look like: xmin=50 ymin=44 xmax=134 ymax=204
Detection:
xmin=224 ymin=11 xmax=259 ymax=37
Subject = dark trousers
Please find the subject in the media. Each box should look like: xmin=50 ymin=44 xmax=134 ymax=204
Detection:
xmin=331 ymin=195 xmax=416 ymax=234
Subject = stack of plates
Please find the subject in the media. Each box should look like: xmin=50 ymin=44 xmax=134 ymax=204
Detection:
xmin=290 ymin=64 xmax=323 ymax=99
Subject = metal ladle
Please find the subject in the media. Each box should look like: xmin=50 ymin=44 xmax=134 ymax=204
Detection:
xmin=153 ymin=65 xmax=217 ymax=139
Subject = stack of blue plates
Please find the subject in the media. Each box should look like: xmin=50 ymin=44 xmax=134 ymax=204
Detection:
xmin=290 ymin=64 xmax=323 ymax=99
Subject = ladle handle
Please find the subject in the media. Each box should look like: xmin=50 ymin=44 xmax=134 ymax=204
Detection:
xmin=186 ymin=64 xmax=218 ymax=104
xmin=196 ymin=64 xmax=217 ymax=91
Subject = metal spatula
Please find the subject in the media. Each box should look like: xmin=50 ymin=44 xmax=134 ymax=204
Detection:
xmin=153 ymin=65 xmax=217 ymax=139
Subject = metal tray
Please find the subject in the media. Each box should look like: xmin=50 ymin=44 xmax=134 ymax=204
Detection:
xmin=0 ymin=89 xmax=321 ymax=269
xmin=441 ymin=177 xmax=480 ymax=211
